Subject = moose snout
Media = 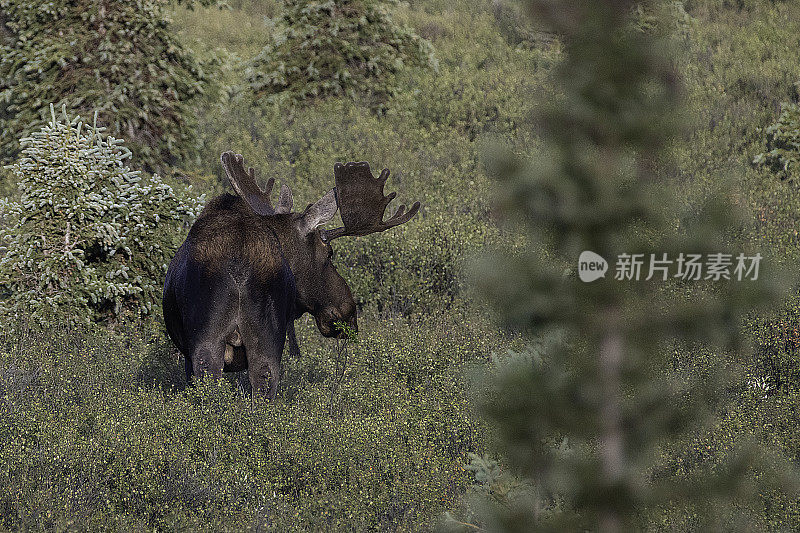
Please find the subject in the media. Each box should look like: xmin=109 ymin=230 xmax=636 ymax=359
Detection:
xmin=315 ymin=306 xmax=358 ymax=338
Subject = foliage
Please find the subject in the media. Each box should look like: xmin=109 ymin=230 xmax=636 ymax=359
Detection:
xmin=246 ymin=0 xmax=436 ymax=109
xmin=489 ymin=0 xmax=547 ymax=48
xmin=0 ymin=106 xmax=203 ymax=326
xmin=1 ymin=0 xmax=800 ymax=529
xmin=0 ymin=0 xmax=218 ymax=174
xmin=171 ymin=4 xmax=800 ymax=526
xmin=753 ymin=101 xmax=800 ymax=179
xmin=466 ymin=0 xmax=797 ymax=530
xmin=0 ymin=309 xmax=498 ymax=530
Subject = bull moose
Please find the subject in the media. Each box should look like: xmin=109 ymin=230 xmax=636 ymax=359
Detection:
xmin=163 ymin=151 xmax=420 ymax=398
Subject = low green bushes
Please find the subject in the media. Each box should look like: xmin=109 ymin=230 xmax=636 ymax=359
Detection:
xmin=754 ymin=102 xmax=800 ymax=180
xmin=0 ymin=309 xmax=504 ymax=530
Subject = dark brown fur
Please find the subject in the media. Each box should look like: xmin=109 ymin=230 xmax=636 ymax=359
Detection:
xmin=163 ymin=192 xmax=356 ymax=398
xmin=164 ymin=152 xmax=418 ymax=400
xmin=190 ymin=194 xmax=283 ymax=278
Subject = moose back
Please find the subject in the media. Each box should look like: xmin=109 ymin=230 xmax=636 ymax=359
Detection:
xmin=163 ymin=152 xmax=420 ymax=398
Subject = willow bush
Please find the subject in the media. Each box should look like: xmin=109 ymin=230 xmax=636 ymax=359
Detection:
xmin=0 ymin=308 xmax=496 ymax=530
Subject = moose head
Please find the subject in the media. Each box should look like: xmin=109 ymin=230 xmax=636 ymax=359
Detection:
xmin=218 ymin=151 xmax=421 ymax=339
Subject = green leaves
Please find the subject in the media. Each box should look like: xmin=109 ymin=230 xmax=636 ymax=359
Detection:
xmin=754 ymin=102 xmax=800 ymax=179
xmin=0 ymin=311 xmax=492 ymax=530
xmin=0 ymin=105 xmax=203 ymax=325
xmin=246 ymin=0 xmax=436 ymax=109
xmin=470 ymin=0 xmax=798 ymax=530
xmin=0 ymin=0 xmax=213 ymax=174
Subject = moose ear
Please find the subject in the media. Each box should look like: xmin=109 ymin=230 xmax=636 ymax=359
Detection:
xmin=296 ymin=189 xmax=338 ymax=236
xmin=276 ymin=183 xmax=293 ymax=214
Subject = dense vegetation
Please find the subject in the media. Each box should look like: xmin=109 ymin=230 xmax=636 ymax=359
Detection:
xmin=2 ymin=0 xmax=800 ymax=530
xmin=246 ymin=0 xmax=436 ymax=108
xmin=0 ymin=0 xmax=219 ymax=174
xmin=0 ymin=106 xmax=202 ymax=326
xmin=467 ymin=0 xmax=798 ymax=530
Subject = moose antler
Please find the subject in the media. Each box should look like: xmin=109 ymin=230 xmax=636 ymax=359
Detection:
xmin=221 ymin=151 xmax=276 ymax=216
xmin=324 ymin=161 xmax=420 ymax=240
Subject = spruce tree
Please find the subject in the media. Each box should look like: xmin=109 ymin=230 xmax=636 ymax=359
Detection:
xmin=246 ymin=0 xmax=436 ymax=109
xmin=0 ymin=0 xmax=218 ymax=174
xmin=468 ymin=0 xmax=796 ymax=530
xmin=0 ymin=105 xmax=203 ymax=326
xmin=753 ymin=101 xmax=800 ymax=180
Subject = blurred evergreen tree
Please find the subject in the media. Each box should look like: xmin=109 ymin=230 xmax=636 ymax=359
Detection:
xmin=0 ymin=105 xmax=203 ymax=326
xmin=246 ymin=0 xmax=436 ymax=110
xmin=466 ymin=0 xmax=797 ymax=530
xmin=0 ymin=0 xmax=220 ymax=174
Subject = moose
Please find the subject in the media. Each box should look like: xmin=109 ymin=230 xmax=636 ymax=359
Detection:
xmin=163 ymin=151 xmax=420 ymax=398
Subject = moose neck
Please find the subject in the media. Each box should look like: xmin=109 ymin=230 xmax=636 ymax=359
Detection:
xmin=264 ymin=215 xmax=307 ymax=279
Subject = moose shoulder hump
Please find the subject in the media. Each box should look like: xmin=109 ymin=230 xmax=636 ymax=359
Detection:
xmin=188 ymin=193 xmax=284 ymax=278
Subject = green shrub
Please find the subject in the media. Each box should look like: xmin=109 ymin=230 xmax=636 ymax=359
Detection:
xmin=463 ymin=0 xmax=799 ymax=528
xmin=0 ymin=106 xmax=203 ymax=325
xmin=336 ymin=211 xmax=494 ymax=315
xmin=246 ymin=0 xmax=436 ymax=109
xmin=489 ymin=0 xmax=543 ymax=47
xmin=753 ymin=101 xmax=800 ymax=179
xmin=0 ymin=0 xmax=219 ymax=173
xmin=0 ymin=309 xmax=501 ymax=531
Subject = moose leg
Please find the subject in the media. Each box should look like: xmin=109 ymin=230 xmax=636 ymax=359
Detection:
xmin=248 ymin=353 xmax=282 ymax=400
xmin=236 ymin=298 xmax=286 ymax=398
xmin=184 ymin=355 xmax=194 ymax=384
xmin=191 ymin=339 xmax=226 ymax=380
xmin=287 ymin=319 xmax=300 ymax=359
xmin=243 ymin=330 xmax=285 ymax=400
xmin=265 ymin=356 xmax=282 ymax=400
